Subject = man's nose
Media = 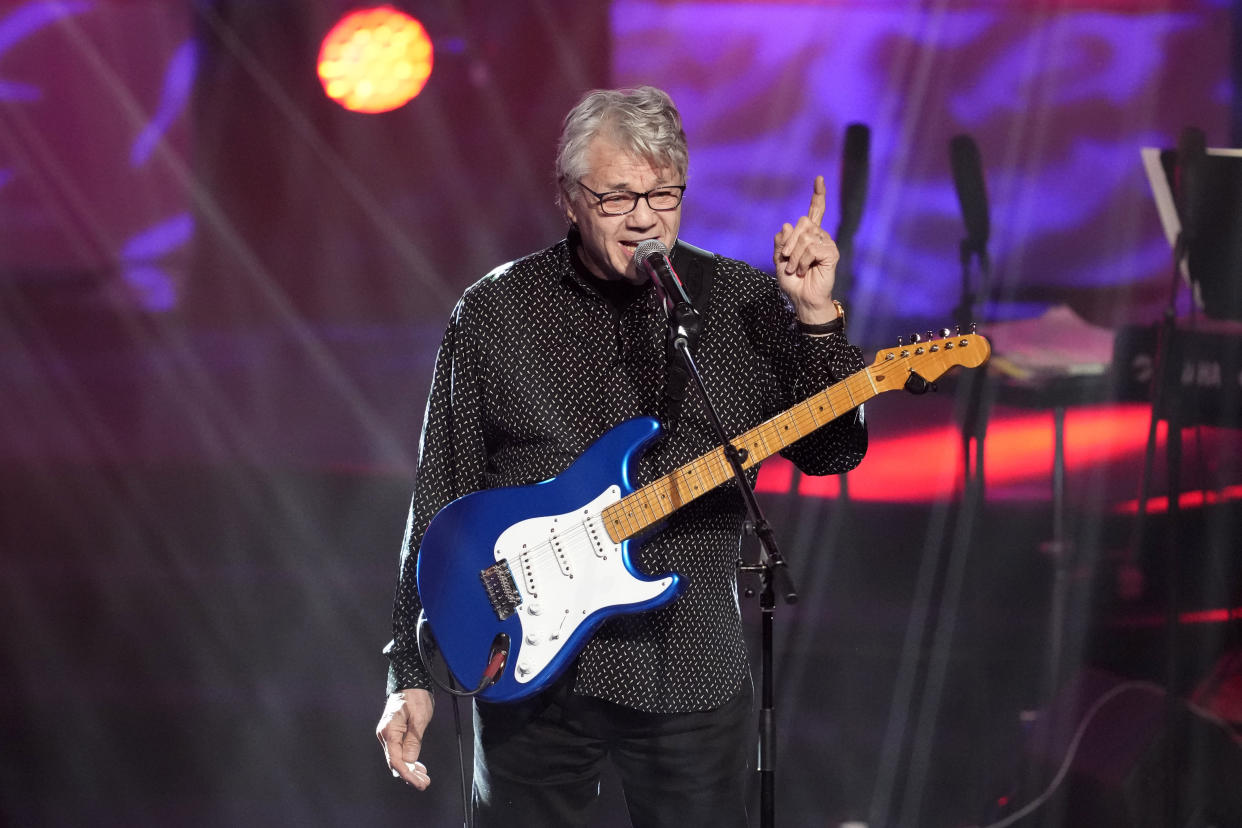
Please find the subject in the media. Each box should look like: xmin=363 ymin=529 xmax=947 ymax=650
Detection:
xmin=627 ymin=196 xmax=658 ymax=225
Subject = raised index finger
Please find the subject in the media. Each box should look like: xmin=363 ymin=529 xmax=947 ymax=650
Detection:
xmin=807 ymin=175 xmax=827 ymax=227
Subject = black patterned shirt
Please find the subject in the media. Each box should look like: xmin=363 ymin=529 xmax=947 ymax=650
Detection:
xmin=385 ymin=233 xmax=867 ymax=713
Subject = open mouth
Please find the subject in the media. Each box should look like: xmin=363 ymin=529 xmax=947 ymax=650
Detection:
xmin=620 ymin=239 xmax=656 ymax=256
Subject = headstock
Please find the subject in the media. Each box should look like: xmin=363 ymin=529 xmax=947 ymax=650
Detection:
xmin=868 ymin=328 xmax=991 ymax=393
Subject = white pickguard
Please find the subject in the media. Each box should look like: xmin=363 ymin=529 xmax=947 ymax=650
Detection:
xmin=493 ymin=485 xmax=675 ymax=683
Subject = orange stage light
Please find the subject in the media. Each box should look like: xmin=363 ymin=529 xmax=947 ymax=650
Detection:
xmin=318 ymin=7 xmax=433 ymax=114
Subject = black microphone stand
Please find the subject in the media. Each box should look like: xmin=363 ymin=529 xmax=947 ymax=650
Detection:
xmin=953 ymin=236 xmax=991 ymax=498
xmin=948 ymin=234 xmax=1005 ymax=808
xmin=661 ymin=291 xmax=796 ymax=828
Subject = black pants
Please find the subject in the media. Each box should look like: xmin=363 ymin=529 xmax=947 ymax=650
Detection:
xmin=471 ymin=672 xmax=752 ymax=828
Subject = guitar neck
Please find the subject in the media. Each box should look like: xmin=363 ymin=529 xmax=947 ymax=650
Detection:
xmin=601 ymin=366 xmax=878 ymax=543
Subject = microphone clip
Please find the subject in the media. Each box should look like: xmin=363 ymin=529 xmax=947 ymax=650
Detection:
xmin=634 ymin=239 xmax=701 ymax=348
xmin=669 ymin=300 xmax=702 ymax=351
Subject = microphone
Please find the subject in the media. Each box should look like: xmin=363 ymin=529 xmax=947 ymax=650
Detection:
xmin=634 ymin=239 xmax=693 ymax=310
xmin=836 ymin=122 xmax=870 ymax=244
xmin=1175 ymin=126 xmax=1206 ymax=249
xmin=835 ymin=123 xmax=870 ymax=304
xmin=949 ymin=134 xmax=990 ymax=251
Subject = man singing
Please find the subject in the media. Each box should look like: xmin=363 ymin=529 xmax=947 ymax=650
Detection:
xmin=377 ymin=85 xmax=866 ymax=827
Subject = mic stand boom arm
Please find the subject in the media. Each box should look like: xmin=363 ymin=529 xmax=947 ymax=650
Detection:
xmin=668 ymin=310 xmax=795 ymax=828
xmin=954 ymin=236 xmax=990 ymax=334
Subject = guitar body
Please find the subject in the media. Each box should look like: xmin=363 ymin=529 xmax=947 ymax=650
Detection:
xmin=416 ymin=416 xmax=683 ymax=703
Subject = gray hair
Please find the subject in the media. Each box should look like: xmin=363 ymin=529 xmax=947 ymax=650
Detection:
xmin=555 ymin=86 xmax=688 ymax=211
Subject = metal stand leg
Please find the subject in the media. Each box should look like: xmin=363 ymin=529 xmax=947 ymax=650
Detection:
xmin=1043 ymin=405 xmax=1070 ymax=703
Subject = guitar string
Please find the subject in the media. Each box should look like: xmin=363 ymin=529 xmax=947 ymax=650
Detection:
xmin=628 ymin=341 xmax=976 ymax=539
xmin=499 ymin=343 xmax=976 ymax=601
xmin=507 ymin=514 xmax=614 ymax=597
xmin=606 ymin=369 xmax=880 ymax=539
xmin=515 ymin=342 xmax=971 ymax=565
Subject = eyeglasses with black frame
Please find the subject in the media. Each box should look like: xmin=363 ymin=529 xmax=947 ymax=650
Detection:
xmin=576 ymin=181 xmax=686 ymax=216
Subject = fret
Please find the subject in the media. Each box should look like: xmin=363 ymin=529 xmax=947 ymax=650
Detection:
xmin=692 ymin=453 xmax=718 ymax=489
xmin=706 ymin=448 xmax=732 ymax=481
xmin=672 ymin=465 xmax=700 ymax=499
xmin=797 ymin=401 xmax=819 ymax=433
xmin=636 ymin=488 xmax=659 ymax=524
xmin=798 ymin=398 xmax=819 ymax=431
xmin=753 ymin=427 xmax=774 ymax=457
xmin=840 ymin=378 xmax=857 ymax=408
xmin=651 ymin=480 xmax=674 ymax=513
xmin=619 ymin=505 xmax=639 ymax=536
xmin=692 ymin=459 xmax=710 ymax=487
xmin=603 ymin=504 xmax=628 ymax=542
xmin=820 ymin=391 xmax=838 ymax=419
xmin=773 ymin=411 xmax=796 ymax=446
xmin=753 ymin=422 xmax=773 ymax=453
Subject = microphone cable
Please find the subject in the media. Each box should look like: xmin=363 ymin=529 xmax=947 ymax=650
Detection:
xmin=966 ymin=680 xmax=1166 ymax=828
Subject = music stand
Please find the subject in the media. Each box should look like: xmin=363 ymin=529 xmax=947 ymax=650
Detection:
xmin=1141 ymin=146 xmax=1242 ymax=320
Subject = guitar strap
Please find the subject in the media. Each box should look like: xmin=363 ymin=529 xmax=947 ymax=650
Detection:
xmin=663 ymin=240 xmax=716 ymax=433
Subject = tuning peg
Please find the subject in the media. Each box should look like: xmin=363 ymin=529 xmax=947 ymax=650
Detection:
xmin=909 ymin=332 xmax=922 ymax=343
xmin=897 ymin=335 xmax=905 ymax=347
xmin=940 ymin=328 xmax=951 ymax=339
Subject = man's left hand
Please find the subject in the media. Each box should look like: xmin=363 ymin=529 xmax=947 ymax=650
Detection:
xmin=773 ymin=175 xmax=840 ymax=324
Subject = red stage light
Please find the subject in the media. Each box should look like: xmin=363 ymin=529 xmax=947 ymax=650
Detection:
xmin=318 ymin=7 xmax=433 ymax=114
xmin=754 ymin=402 xmax=1242 ymax=508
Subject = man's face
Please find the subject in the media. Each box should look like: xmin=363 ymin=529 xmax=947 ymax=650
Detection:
xmin=565 ymin=136 xmax=683 ymax=285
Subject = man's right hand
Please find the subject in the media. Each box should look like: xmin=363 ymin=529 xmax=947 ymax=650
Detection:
xmin=376 ymin=688 xmax=435 ymax=790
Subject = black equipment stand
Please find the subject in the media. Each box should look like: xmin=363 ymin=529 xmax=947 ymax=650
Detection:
xmin=1133 ymin=128 xmax=1242 ymax=827
xmin=1133 ymin=137 xmax=1196 ymax=828
xmin=1131 ymin=215 xmax=1189 ymax=828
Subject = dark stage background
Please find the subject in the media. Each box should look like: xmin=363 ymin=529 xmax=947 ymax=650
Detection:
xmin=2 ymin=1 xmax=1241 ymax=826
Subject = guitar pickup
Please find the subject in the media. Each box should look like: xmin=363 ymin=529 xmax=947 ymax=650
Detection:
xmin=479 ymin=560 xmax=521 ymax=620
xmin=585 ymin=514 xmax=613 ymax=559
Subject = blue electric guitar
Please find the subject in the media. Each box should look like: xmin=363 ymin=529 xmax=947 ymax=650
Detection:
xmin=416 ymin=332 xmax=991 ymax=702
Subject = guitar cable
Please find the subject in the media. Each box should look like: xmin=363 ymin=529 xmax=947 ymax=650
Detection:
xmin=450 ymin=694 xmax=471 ymax=828
xmin=417 ymin=611 xmax=507 ymax=828
xmin=416 ymin=612 xmax=508 ymax=697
